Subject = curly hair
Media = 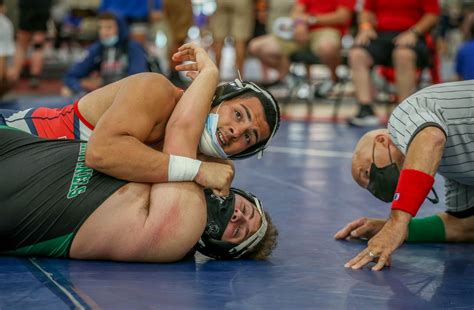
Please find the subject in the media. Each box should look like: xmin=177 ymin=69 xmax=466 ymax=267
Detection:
xmin=243 ymin=211 xmax=278 ymax=260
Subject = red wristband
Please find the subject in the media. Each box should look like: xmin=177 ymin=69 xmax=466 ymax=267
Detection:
xmin=391 ymin=169 xmax=434 ymax=217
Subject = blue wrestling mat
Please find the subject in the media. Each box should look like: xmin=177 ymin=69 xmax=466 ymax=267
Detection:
xmin=1 ymin=117 xmax=473 ymax=309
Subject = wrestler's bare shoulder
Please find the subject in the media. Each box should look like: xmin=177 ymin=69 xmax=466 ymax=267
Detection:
xmin=77 ymin=73 xmax=178 ymax=130
xmin=70 ymin=181 xmax=206 ymax=263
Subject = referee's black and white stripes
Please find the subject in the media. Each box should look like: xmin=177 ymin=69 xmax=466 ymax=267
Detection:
xmin=388 ymin=80 xmax=474 ymax=212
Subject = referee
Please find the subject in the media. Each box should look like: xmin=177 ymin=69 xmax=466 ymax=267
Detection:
xmin=336 ymin=80 xmax=474 ymax=271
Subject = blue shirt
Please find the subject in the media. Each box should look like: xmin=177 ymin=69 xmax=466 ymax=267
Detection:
xmin=63 ymin=13 xmax=148 ymax=93
xmin=455 ymin=40 xmax=474 ymax=80
xmin=99 ymin=0 xmax=162 ymax=20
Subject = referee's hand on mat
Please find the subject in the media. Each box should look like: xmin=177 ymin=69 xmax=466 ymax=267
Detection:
xmin=343 ymin=211 xmax=410 ymax=271
xmin=334 ymin=217 xmax=386 ymax=240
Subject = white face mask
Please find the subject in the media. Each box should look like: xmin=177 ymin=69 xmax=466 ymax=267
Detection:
xmin=101 ymin=35 xmax=119 ymax=47
xmin=199 ymin=112 xmax=228 ymax=159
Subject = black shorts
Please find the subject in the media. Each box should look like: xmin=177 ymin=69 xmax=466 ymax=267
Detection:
xmin=355 ymin=31 xmax=430 ymax=68
xmin=446 ymin=208 xmax=474 ymax=219
xmin=19 ymin=8 xmax=50 ymax=32
xmin=125 ymin=16 xmax=149 ymax=25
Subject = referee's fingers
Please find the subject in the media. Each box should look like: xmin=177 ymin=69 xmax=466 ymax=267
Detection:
xmin=334 ymin=218 xmax=365 ymax=239
xmin=345 ymin=248 xmax=370 ymax=269
xmin=372 ymin=254 xmax=390 ymax=271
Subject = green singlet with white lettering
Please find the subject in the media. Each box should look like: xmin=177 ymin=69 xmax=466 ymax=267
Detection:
xmin=0 ymin=127 xmax=127 ymax=257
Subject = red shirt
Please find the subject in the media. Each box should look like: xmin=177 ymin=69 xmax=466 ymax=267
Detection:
xmin=297 ymin=0 xmax=356 ymax=33
xmin=364 ymin=0 xmax=440 ymax=32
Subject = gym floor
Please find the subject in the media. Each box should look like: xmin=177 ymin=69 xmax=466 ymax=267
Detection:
xmin=1 ymin=96 xmax=473 ymax=309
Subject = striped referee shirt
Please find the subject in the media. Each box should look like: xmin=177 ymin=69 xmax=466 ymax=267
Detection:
xmin=388 ymin=80 xmax=474 ymax=186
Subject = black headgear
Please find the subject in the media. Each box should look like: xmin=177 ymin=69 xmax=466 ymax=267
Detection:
xmin=196 ymin=188 xmax=268 ymax=259
xmin=211 ymin=79 xmax=280 ymax=159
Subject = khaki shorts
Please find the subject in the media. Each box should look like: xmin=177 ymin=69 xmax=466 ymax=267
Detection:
xmin=210 ymin=0 xmax=255 ymax=41
xmin=163 ymin=0 xmax=194 ymax=42
xmin=276 ymin=27 xmax=341 ymax=56
xmin=267 ymin=0 xmax=295 ymax=33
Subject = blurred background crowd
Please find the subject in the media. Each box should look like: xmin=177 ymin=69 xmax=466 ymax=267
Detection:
xmin=0 ymin=0 xmax=473 ymax=126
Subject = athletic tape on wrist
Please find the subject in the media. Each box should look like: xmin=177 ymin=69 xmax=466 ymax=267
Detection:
xmin=168 ymin=155 xmax=202 ymax=182
xmin=391 ymin=169 xmax=434 ymax=217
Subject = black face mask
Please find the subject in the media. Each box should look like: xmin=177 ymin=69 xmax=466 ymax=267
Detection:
xmin=366 ymin=142 xmax=440 ymax=204
xmin=202 ymin=189 xmax=235 ymax=240
xmin=367 ymin=143 xmax=400 ymax=202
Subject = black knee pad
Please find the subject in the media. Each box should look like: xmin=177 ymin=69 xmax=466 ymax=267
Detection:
xmin=33 ymin=42 xmax=44 ymax=50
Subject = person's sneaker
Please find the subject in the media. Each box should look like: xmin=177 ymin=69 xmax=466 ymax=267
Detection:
xmin=314 ymin=79 xmax=335 ymax=98
xmin=348 ymin=105 xmax=380 ymax=127
xmin=29 ymin=77 xmax=40 ymax=89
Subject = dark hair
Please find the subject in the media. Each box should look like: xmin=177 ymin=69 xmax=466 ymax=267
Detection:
xmin=98 ymin=12 xmax=117 ymax=22
xmin=0 ymin=0 xmax=4 ymax=6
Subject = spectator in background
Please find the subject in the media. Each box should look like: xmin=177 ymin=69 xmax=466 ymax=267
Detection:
xmin=162 ymin=0 xmax=194 ymax=88
xmin=248 ymin=0 xmax=295 ymax=86
xmin=61 ymin=12 xmax=148 ymax=97
xmin=0 ymin=0 xmax=14 ymax=98
xmin=455 ymin=10 xmax=474 ymax=80
xmin=209 ymin=0 xmax=255 ymax=78
xmin=348 ymin=0 xmax=440 ymax=127
xmin=253 ymin=0 xmax=268 ymax=39
xmin=7 ymin=0 xmax=53 ymax=89
xmin=248 ymin=0 xmax=295 ymax=84
xmin=249 ymin=0 xmax=354 ymax=89
xmin=99 ymin=0 xmax=162 ymax=44
xmin=436 ymin=2 xmax=464 ymax=59
xmin=50 ymin=0 xmax=102 ymax=56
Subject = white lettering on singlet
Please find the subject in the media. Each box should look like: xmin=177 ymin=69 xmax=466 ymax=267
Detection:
xmin=66 ymin=143 xmax=94 ymax=199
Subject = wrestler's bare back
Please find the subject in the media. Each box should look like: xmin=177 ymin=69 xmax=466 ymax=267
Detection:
xmin=70 ymin=74 xmax=206 ymax=263
xmin=77 ymin=73 xmax=183 ymax=145
xmin=70 ymin=181 xmax=207 ymax=263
